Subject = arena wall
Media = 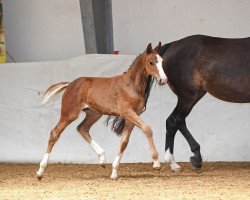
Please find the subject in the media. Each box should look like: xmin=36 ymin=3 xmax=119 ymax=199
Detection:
xmin=112 ymin=0 xmax=250 ymax=54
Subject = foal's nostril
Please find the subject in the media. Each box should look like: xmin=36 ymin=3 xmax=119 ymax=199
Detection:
xmin=159 ymin=78 xmax=167 ymax=85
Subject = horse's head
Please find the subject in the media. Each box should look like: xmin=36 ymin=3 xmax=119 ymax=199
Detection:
xmin=145 ymin=42 xmax=167 ymax=85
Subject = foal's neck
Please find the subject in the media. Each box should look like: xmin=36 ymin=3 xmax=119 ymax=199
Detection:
xmin=125 ymin=54 xmax=149 ymax=94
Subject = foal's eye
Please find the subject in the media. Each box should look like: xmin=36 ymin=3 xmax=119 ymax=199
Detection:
xmin=149 ymin=61 xmax=154 ymax=65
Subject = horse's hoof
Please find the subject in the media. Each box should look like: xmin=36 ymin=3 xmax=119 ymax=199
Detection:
xmin=99 ymin=164 xmax=106 ymax=169
xmin=168 ymin=162 xmax=182 ymax=172
xmin=190 ymin=156 xmax=202 ymax=169
xmin=194 ymin=167 xmax=202 ymax=173
xmin=171 ymin=166 xmax=182 ymax=172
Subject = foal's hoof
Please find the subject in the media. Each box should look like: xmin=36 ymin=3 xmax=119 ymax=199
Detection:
xmin=36 ymin=173 xmax=43 ymax=180
xmin=99 ymin=164 xmax=106 ymax=169
xmin=153 ymin=166 xmax=162 ymax=172
xmin=190 ymin=156 xmax=202 ymax=169
xmin=110 ymin=174 xmax=118 ymax=180
xmin=36 ymin=170 xmax=44 ymax=180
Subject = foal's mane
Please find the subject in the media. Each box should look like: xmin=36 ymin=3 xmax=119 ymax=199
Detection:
xmin=124 ymin=53 xmax=142 ymax=73
xmin=105 ymin=53 xmax=155 ymax=136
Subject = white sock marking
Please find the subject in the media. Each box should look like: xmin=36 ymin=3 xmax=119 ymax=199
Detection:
xmin=153 ymin=159 xmax=161 ymax=168
xmin=37 ymin=153 xmax=50 ymax=177
xmin=164 ymin=149 xmax=181 ymax=171
xmin=111 ymin=154 xmax=122 ymax=179
xmin=156 ymin=54 xmax=167 ymax=83
xmin=90 ymin=140 xmax=106 ymax=165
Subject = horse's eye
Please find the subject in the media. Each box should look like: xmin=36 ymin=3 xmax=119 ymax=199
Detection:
xmin=149 ymin=61 xmax=154 ymax=65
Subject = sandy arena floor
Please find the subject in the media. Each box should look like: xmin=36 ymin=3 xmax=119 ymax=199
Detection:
xmin=0 ymin=162 xmax=249 ymax=200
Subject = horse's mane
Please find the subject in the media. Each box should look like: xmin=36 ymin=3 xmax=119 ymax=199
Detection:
xmin=105 ymin=53 xmax=154 ymax=136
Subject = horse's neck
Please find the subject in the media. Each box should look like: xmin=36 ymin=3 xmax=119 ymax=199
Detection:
xmin=124 ymin=55 xmax=148 ymax=93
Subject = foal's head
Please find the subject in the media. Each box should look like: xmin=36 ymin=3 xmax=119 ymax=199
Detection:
xmin=144 ymin=42 xmax=167 ymax=85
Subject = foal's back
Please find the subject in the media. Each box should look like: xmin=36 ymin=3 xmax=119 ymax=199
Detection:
xmin=62 ymin=75 xmax=144 ymax=116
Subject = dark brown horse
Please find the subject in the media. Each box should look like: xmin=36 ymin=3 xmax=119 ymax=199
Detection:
xmin=159 ymin=35 xmax=250 ymax=171
xmin=37 ymin=43 xmax=167 ymax=180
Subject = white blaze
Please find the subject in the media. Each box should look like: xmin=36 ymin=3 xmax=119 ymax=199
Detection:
xmin=156 ymin=54 xmax=167 ymax=82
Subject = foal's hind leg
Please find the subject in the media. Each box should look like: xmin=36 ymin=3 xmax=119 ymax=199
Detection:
xmin=76 ymin=109 xmax=105 ymax=167
xmin=37 ymin=90 xmax=82 ymax=179
xmin=111 ymin=121 xmax=134 ymax=179
xmin=37 ymin=116 xmax=77 ymax=179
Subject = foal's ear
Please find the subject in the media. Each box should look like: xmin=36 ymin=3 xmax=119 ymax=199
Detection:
xmin=154 ymin=42 xmax=162 ymax=53
xmin=146 ymin=43 xmax=152 ymax=54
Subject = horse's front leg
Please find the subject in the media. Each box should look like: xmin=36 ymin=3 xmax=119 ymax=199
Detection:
xmin=124 ymin=110 xmax=161 ymax=171
xmin=164 ymin=108 xmax=182 ymax=172
xmin=111 ymin=121 xmax=134 ymax=179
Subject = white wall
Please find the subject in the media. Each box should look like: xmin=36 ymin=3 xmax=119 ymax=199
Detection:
xmin=3 ymin=0 xmax=85 ymax=62
xmin=112 ymin=0 xmax=250 ymax=54
xmin=0 ymin=55 xmax=249 ymax=164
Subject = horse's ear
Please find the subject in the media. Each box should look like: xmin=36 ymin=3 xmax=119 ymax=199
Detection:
xmin=146 ymin=43 xmax=152 ymax=54
xmin=154 ymin=42 xmax=162 ymax=53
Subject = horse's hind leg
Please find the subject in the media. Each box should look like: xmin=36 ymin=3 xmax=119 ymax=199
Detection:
xmin=111 ymin=121 xmax=134 ymax=179
xmin=76 ymin=109 xmax=105 ymax=167
xmin=37 ymin=115 xmax=77 ymax=179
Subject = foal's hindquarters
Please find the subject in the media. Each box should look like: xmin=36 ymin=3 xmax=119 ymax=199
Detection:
xmin=37 ymin=77 xmax=161 ymax=180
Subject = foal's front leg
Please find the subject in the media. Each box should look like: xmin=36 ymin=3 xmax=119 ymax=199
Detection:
xmin=111 ymin=122 xmax=134 ymax=179
xmin=124 ymin=111 xmax=161 ymax=171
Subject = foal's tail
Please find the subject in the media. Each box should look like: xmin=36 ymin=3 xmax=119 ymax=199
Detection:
xmin=42 ymin=82 xmax=69 ymax=104
xmin=105 ymin=116 xmax=125 ymax=136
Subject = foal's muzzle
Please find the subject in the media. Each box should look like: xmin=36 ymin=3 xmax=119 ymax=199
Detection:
xmin=158 ymin=78 xmax=168 ymax=85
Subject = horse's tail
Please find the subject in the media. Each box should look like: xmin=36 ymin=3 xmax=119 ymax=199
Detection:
xmin=159 ymin=42 xmax=172 ymax=56
xmin=105 ymin=116 xmax=125 ymax=136
xmin=42 ymin=82 xmax=69 ymax=104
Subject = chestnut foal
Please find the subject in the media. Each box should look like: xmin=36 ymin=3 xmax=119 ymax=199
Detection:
xmin=37 ymin=43 xmax=167 ymax=180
